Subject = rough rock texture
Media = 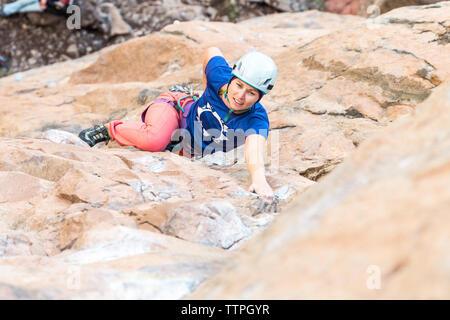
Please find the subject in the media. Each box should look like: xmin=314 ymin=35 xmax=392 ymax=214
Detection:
xmin=0 ymin=226 xmax=230 ymax=299
xmin=2 ymin=3 xmax=449 ymax=182
xmin=323 ymin=0 xmax=443 ymax=16
xmin=2 ymin=0 xmax=443 ymax=76
xmin=97 ymin=3 xmax=132 ymax=37
xmin=189 ymin=80 xmax=450 ymax=299
xmin=0 ymin=3 xmax=449 ymax=298
xmin=0 ymin=136 xmax=289 ymax=248
xmin=0 ymin=134 xmax=293 ymax=298
xmin=0 ymin=0 xmax=279 ymax=76
xmin=357 ymin=0 xmax=444 ymax=17
xmin=258 ymin=0 xmax=443 ymax=15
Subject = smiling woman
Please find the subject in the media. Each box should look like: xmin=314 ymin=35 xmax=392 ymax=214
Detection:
xmin=78 ymin=47 xmax=278 ymax=199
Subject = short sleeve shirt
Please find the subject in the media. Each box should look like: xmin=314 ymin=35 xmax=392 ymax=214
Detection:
xmin=184 ymin=56 xmax=269 ymax=156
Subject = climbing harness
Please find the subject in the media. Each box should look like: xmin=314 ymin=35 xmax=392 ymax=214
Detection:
xmin=139 ymin=86 xmax=199 ymax=153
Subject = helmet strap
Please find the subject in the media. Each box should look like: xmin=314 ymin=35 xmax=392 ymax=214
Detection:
xmin=224 ymin=80 xmax=231 ymax=104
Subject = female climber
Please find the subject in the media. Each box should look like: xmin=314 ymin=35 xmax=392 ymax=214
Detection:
xmin=78 ymin=47 xmax=277 ymax=199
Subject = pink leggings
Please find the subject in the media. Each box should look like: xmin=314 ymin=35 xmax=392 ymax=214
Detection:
xmin=108 ymin=91 xmax=191 ymax=152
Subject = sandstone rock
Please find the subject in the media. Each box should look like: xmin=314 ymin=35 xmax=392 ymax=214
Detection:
xmin=41 ymin=129 xmax=89 ymax=148
xmin=0 ymin=232 xmax=34 ymax=256
xmin=0 ymin=136 xmax=283 ymax=255
xmin=69 ymin=11 xmax=363 ymax=85
xmin=54 ymin=205 xmax=137 ymax=251
xmin=66 ymin=44 xmax=79 ymax=59
xmin=77 ymin=0 xmax=107 ymax=30
xmin=357 ymin=0 xmax=444 ymax=17
xmin=0 ymin=227 xmax=230 ymax=299
xmin=0 ymin=171 xmax=53 ymax=203
xmin=55 ymin=167 xmax=143 ymax=209
xmin=98 ymin=3 xmax=132 ymax=37
xmin=279 ymin=2 xmax=450 ymax=125
xmin=26 ymin=12 xmax=63 ymax=26
xmin=161 ymin=201 xmax=252 ymax=249
xmin=323 ymin=0 xmax=444 ymax=16
xmin=1 ymin=5 xmax=447 ymax=186
xmin=189 ymin=81 xmax=450 ymax=299
xmin=2 ymin=4 xmax=446 ymax=205
xmin=0 ymin=3 xmax=449 ymax=299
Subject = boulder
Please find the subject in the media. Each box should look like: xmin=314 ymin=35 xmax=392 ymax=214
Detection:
xmin=41 ymin=129 xmax=89 ymax=148
xmin=323 ymin=0 xmax=444 ymax=16
xmin=132 ymin=201 xmax=252 ymax=249
xmin=357 ymin=0 xmax=444 ymax=17
xmin=0 ymin=227 xmax=230 ymax=299
xmin=98 ymin=3 xmax=132 ymax=37
xmin=189 ymin=81 xmax=450 ymax=299
xmin=26 ymin=12 xmax=63 ymax=26
xmin=1 ymin=3 xmax=448 ymax=202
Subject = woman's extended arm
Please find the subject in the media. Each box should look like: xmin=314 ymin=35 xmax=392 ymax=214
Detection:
xmin=202 ymin=47 xmax=224 ymax=90
xmin=245 ymin=134 xmax=274 ymax=200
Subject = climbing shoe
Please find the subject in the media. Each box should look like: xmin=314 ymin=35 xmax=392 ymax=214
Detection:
xmin=78 ymin=125 xmax=110 ymax=147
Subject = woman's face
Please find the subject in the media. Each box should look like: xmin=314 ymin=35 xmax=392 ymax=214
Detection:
xmin=226 ymin=78 xmax=261 ymax=111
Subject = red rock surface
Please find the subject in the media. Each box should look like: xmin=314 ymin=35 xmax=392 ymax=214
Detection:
xmin=190 ymin=80 xmax=450 ymax=299
xmin=0 ymin=2 xmax=449 ymax=298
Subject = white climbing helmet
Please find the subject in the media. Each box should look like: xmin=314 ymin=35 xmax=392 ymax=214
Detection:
xmin=231 ymin=51 xmax=277 ymax=95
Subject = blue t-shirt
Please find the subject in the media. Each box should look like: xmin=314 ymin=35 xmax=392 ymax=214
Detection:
xmin=184 ymin=56 xmax=269 ymax=156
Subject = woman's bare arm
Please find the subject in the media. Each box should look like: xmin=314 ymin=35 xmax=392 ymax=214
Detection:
xmin=245 ymin=134 xmax=274 ymax=199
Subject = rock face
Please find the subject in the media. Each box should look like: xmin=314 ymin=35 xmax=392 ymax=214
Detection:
xmin=0 ymin=3 xmax=449 ymax=298
xmin=66 ymin=3 xmax=449 ymax=182
xmin=97 ymin=3 xmax=132 ymax=37
xmin=190 ymin=80 xmax=450 ymax=299
xmin=0 ymin=226 xmax=230 ymax=299
xmin=260 ymin=0 xmax=443 ymax=15
xmin=357 ymin=0 xmax=444 ymax=17
xmin=0 ymin=135 xmax=286 ymax=298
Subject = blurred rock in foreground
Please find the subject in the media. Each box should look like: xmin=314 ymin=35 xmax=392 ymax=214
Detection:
xmin=189 ymin=80 xmax=450 ymax=299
